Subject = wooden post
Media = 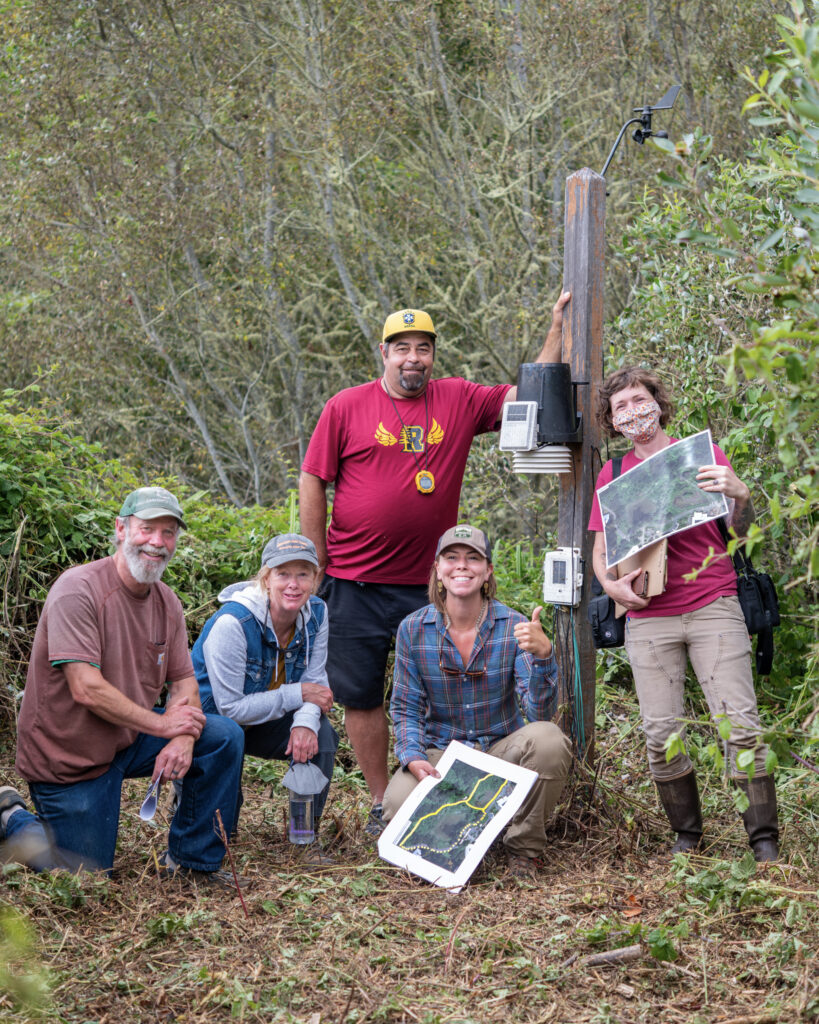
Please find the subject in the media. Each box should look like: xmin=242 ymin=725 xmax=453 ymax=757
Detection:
xmin=556 ymin=167 xmax=606 ymax=763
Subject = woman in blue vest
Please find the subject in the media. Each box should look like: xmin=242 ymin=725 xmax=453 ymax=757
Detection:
xmin=192 ymin=534 xmax=338 ymax=855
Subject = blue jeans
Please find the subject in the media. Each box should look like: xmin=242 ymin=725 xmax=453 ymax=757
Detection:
xmin=28 ymin=711 xmax=244 ymax=873
xmin=244 ymin=712 xmax=338 ymax=823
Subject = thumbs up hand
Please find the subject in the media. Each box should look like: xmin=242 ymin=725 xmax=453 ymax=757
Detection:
xmin=513 ymin=606 xmax=553 ymax=660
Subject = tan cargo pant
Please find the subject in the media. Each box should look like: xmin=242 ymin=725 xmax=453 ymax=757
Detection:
xmin=624 ymin=595 xmax=769 ymax=781
xmin=382 ymin=721 xmax=572 ymax=858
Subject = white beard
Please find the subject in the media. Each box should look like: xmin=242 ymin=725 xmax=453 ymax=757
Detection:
xmin=121 ymin=534 xmax=171 ymax=585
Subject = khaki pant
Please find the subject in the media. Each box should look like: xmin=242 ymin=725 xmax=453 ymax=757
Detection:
xmin=624 ymin=595 xmax=769 ymax=781
xmin=383 ymin=722 xmax=572 ymax=858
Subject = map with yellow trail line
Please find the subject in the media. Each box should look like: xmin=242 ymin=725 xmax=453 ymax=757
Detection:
xmin=396 ymin=761 xmax=515 ymax=872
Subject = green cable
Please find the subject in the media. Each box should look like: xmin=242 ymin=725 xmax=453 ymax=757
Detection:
xmin=569 ymin=607 xmax=585 ymax=757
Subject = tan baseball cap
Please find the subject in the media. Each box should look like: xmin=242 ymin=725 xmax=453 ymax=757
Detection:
xmin=435 ymin=524 xmax=492 ymax=561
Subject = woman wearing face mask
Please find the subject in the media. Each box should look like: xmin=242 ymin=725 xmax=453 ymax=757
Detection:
xmin=588 ymin=366 xmax=779 ymax=862
xmin=192 ymin=534 xmax=338 ymax=862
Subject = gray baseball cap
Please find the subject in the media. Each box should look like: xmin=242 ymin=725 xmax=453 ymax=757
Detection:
xmin=261 ymin=533 xmax=319 ymax=570
xmin=435 ymin=524 xmax=492 ymax=561
xmin=119 ymin=487 xmax=187 ymax=529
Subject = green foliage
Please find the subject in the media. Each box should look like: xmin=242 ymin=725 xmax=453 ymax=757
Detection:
xmin=0 ymin=0 xmax=783 ymax=506
xmin=579 ymin=914 xmax=687 ymax=963
xmin=670 ymin=852 xmax=782 ymax=911
xmin=0 ymin=386 xmax=292 ymax=726
xmin=146 ymin=910 xmax=207 ymax=940
xmin=607 ymin=3 xmax=819 ymax=705
xmin=0 ymin=903 xmax=50 ymax=1012
xmin=0 ymin=383 xmax=137 ymax=578
xmin=582 ymin=914 xmax=642 ymax=947
xmin=1 ymin=862 xmax=110 ymax=909
xmin=491 ymin=537 xmax=551 ymax=618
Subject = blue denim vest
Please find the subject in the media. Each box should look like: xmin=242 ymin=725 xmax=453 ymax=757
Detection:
xmin=193 ymin=595 xmax=326 ymax=714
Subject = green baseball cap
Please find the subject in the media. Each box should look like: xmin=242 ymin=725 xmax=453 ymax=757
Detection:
xmin=118 ymin=487 xmax=187 ymax=529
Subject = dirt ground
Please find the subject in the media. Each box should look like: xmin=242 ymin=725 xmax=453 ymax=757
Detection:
xmin=1 ymin=703 xmax=817 ymax=1024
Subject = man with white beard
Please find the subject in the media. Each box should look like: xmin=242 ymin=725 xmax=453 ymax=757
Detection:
xmin=5 ymin=488 xmax=245 ymax=884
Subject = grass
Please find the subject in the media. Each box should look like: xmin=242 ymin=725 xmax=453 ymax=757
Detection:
xmin=1 ymin=688 xmax=817 ymax=1024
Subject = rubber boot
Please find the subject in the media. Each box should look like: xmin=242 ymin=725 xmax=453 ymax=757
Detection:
xmin=655 ymin=772 xmax=703 ymax=854
xmin=736 ymin=775 xmax=779 ymax=862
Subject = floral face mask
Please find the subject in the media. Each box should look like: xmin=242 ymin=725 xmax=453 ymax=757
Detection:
xmin=612 ymin=399 xmax=662 ymax=444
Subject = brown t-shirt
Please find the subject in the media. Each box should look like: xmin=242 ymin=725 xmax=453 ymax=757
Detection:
xmin=16 ymin=556 xmax=193 ymax=784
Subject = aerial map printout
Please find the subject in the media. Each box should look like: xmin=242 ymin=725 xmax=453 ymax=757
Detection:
xmin=378 ymin=741 xmax=536 ymax=892
xmin=597 ymin=429 xmax=729 ymax=569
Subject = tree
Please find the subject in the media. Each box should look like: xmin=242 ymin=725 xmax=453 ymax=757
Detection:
xmin=0 ymin=0 xmax=785 ymax=509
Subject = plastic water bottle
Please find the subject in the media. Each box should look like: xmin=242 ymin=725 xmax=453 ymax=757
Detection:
xmin=288 ymin=793 xmax=315 ymax=845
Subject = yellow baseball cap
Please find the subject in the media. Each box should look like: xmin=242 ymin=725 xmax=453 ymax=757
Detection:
xmin=382 ymin=308 xmax=436 ymax=344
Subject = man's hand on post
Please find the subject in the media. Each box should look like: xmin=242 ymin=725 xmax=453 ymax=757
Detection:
xmin=505 ymin=291 xmax=573 ymax=402
xmin=540 ymin=290 xmax=572 ymax=362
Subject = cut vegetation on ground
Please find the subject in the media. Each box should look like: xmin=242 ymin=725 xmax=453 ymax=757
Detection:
xmin=2 ymin=688 xmax=817 ymax=1024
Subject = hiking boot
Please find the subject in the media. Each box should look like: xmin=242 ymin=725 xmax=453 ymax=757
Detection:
xmin=655 ymin=773 xmax=703 ymax=854
xmin=736 ymin=776 xmax=779 ymax=862
xmin=506 ymin=852 xmax=538 ymax=879
xmin=364 ymin=803 xmax=384 ymax=838
xmin=157 ymin=851 xmax=250 ymax=890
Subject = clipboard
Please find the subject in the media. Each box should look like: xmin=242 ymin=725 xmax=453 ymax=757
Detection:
xmin=613 ymin=538 xmax=667 ymax=617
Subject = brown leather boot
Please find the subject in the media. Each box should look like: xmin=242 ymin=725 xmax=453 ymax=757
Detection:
xmin=736 ymin=775 xmax=779 ymax=862
xmin=655 ymin=772 xmax=703 ymax=854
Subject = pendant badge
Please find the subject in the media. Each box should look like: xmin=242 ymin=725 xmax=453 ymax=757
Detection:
xmin=415 ymin=470 xmax=436 ymax=494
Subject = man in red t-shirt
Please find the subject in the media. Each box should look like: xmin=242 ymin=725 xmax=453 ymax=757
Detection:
xmin=299 ymin=295 xmax=570 ymax=831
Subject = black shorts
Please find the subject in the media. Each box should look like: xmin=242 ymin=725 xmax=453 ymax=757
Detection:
xmin=318 ymin=575 xmax=428 ymax=710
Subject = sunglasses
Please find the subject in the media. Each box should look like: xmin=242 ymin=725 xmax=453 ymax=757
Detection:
xmin=437 ymin=634 xmax=486 ymax=680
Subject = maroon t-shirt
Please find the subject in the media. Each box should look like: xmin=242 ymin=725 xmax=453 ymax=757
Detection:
xmin=16 ymin=557 xmax=193 ymax=783
xmin=302 ymin=377 xmax=510 ymax=584
xmin=588 ymin=441 xmax=738 ymax=618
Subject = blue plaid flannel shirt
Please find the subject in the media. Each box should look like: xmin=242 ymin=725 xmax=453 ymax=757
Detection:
xmin=391 ymin=600 xmax=559 ymax=765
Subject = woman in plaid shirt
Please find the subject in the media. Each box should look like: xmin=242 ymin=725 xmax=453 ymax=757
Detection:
xmin=383 ymin=524 xmax=572 ymax=877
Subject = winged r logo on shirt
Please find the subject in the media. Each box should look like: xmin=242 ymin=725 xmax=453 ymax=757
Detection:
xmin=375 ymin=420 xmax=445 ymax=453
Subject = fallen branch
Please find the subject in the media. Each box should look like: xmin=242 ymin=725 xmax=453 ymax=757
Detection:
xmin=582 ymin=944 xmax=643 ymax=968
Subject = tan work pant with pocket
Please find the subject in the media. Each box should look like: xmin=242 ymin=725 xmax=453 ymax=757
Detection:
xmin=624 ymin=595 xmax=769 ymax=781
xmin=383 ymin=721 xmax=572 ymax=859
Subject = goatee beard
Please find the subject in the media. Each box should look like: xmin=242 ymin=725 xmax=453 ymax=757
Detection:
xmin=398 ymin=371 xmax=425 ymax=392
xmin=122 ymin=538 xmax=170 ymax=585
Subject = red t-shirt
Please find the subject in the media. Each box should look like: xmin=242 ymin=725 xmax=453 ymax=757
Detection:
xmin=302 ymin=377 xmax=510 ymax=584
xmin=16 ymin=557 xmax=193 ymax=783
xmin=588 ymin=441 xmax=738 ymax=618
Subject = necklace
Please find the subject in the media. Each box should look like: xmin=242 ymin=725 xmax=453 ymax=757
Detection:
xmin=382 ymin=380 xmax=435 ymax=494
xmin=444 ymin=598 xmax=487 ymax=633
